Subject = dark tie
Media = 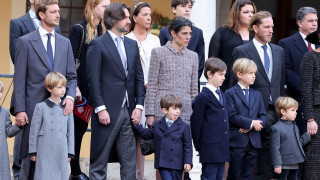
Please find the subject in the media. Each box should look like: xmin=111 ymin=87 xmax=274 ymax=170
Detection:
xmin=167 ymin=120 xmax=173 ymax=127
xmin=115 ymin=37 xmax=127 ymax=75
xmin=262 ymin=45 xmax=270 ymax=75
xmin=215 ymin=89 xmax=223 ymax=105
xmin=243 ymin=89 xmax=249 ymax=104
xmin=308 ymin=42 xmax=313 ymax=52
xmin=46 ymin=33 xmax=54 ymax=70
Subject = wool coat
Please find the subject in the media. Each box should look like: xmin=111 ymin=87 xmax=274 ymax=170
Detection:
xmin=0 ymin=107 xmax=21 ymax=180
xmin=29 ymin=99 xmax=74 ymax=180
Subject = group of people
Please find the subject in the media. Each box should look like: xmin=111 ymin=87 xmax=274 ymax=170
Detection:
xmin=1 ymin=0 xmax=320 ymax=179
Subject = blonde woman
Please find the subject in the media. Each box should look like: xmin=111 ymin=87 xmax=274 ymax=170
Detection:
xmin=69 ymin=0 xmax=109 ymax=179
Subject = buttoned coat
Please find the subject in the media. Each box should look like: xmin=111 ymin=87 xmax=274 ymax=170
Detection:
xmin=0 ymin=107 xmax=21 ymax=180
xmin=225 ymin=84 xmax=267 ymax=148
xmin=133 ymin=117 xmax=192 ymax=170
xmin=29 ymin=99 xmax=74 ymax=180
xmin=145 ymin=42 xmax=198 ymax=123
xmin=190 ymin=87 xmax=230 ymax=163
xmin=13 ymin=29 xmax=77 ymax=158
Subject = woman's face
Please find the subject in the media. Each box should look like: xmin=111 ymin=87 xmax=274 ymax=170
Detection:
xmin=172 ymin=26 xmax=192 ymax=47
xmin=94 ymin=0 xmax=110 ymax=20
xmin=133 ymin=7 xmax=152 ymax=30
xmin=239 ymin=4 xmax=254 ymax=26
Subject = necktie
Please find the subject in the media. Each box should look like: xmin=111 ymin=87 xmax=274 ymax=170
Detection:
xmin=46 ymin=33 xmax=54 ymax=70
xmin=243 ymin=89 xmax=249 ymax=104
xmin=167 ymin=120 xmax=174 ymax=127
xmin=215 ymin=89 xmax=223 ymax=105
xmin=262 ymin=45 xmax=270 ymax=75
xmin=115 ymin=37 xmax=127 ymax=74
xmin=308 ymin=42 xmax=313 ymax=52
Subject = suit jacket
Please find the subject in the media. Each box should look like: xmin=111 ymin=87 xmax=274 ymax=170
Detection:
xmin=231 ymin=41 xmax=285 ymax=111
xmin=225 ymin=84 xmax=267 ymax=148
xmin=134 ymin=117 xmax=192 ymax=170
xmin=9 ymin=12 xmax=61 ymax=64
xmin=159 ymin=25 xmax=204 ymax=79
xmin=87 ymin=32 xmax=144 ymax=161
xmin=13 ymin=29 xmax=77 ymax=158
xmin=190 ymin=87 xmax=230 ymax=163
xmin=270 ymin=119 xmax=310 ymax=167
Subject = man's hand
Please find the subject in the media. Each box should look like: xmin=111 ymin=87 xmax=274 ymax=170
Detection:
xmin=68 ymin=158 xmax=71 ymax=162
xmin=239 ymin=128 xmax=250 ymax=133
xmin=252 ymin=120 xmax=263 ymax=131
xmin=184 ymin=164 xmax=191 ymax=173
xmin=274 ymin=167 xmax=281 ymax=174
xmin=30 ymin=156 xmax=36 ymax=162
xmin=16 ymin=112 xmax=28 ymax=126
xmin=63 ymin=98 xmax=74 ymax=116
xmin=146 ymin=116 xmax=155 ymax=127
xmin=75 ymin=86 xmax=82 ymax=102
xmin=307 ymin=119 xmax=318 ymax=135
xmin=131 ymin=108 xmax=142 ymax=125
xmin=98 ymin=110 xmax=110 ymax=125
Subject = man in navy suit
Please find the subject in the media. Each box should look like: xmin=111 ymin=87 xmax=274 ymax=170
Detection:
xmin=159 ymin=0 xmax=204 ymax=89
xmin=231 ymin=11 xmax=285 ymax=179
xmin=87 ymin=3 xmax=145 ymax=179
xmin=278 ymin=7 xmax=318 ymax=134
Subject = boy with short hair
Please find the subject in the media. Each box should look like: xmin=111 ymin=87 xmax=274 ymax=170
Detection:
xmin=29 ymin=72 xmax=74 ymax=179
xmin=190 ymin=57 xmax=230 ymax=180
xmin=271 ymin=97 xmax=310 ymax=180
xmin=0 ymin=80 xmax=23 ymax=180
xmin=133 ymin=94 xmax=192 ymax=180
xmin=225 ymin=58 xmax=268 ymax=180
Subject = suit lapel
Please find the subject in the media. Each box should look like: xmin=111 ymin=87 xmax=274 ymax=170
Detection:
xmin=159 ymin=117 xmax=168 ymax=132
xmin=203 ymin=87 xmax=223 ymax=107
xmin=294 ymin=32 xmax=308 ymax=54
xmin=30 ymin=30 xmax=52 ymax=71
xmin=234 ymin=84 xmax=249 ymax=108
xmin=270 ymin=43 xmax=280 ymax=84
xmin=53 ymin=33 xmax=63 ymax=70
xmin=124 ymin=37 xmax=134 ymax=76
xmin=22 ymin=13 xmax=36 ymax=33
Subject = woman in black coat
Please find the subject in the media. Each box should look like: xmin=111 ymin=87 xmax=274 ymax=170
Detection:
xmin=208 ymin=0 xmax=256 ymax=92
xmin=69 ymin=0 xmax=108 ymax=179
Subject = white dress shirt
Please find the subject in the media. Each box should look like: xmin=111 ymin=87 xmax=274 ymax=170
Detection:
xmin=299 ymin=31 xmax=315 ymax=50
xmin=205 ymin=83 xmax=220 ymax=100
xmin=252 ymin=38 xmax=273 ymax=80
xmin=39 ymin=26 xmax=56 ymax=59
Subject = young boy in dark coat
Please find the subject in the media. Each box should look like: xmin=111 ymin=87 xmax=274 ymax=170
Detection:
xmin=190 ymin=57 xmax=230 ymax=180
xmin=225 ymin=58 xmax=267 ymax=180
xmin=133 ymin=94 xmax=192 ymax=180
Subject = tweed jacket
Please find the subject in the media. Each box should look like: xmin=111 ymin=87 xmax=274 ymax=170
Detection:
xmin=29 ymin=99 xmax=74 ymax=180
xmin=145 ymin=41 xmax=198 ymax=123
xmin=0 ymin=107 xmax=21 ymax=180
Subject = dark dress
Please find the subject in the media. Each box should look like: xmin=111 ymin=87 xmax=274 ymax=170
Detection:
xmin=208 ymin=26 xmax=253 ymax=92
xmin=301 ymin=50 xmax=320 ymax=179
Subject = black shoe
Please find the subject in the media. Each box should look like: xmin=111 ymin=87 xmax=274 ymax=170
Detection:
xmin=184 ymin=172 xmax=191 ymax=180
xmin=69 ymin=172 xmax=89 ymax=180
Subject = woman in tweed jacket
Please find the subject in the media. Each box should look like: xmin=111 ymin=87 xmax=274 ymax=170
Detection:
xmin=145 ymin=16 xmax=198 ymax=125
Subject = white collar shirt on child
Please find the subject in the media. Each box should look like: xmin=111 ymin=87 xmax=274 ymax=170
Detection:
xmin=205 ymin=83 xmax=221 ymax=101
xmin=165 ymin=118 xmax=174 ymax=127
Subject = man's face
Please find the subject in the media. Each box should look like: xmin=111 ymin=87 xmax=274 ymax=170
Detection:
xmin=172 ymin=2 xmax=192 ymax=19
xmin=39 ymin=4 xmax=60 ymax=28
xmin=298 ymin=13 xmax=318 ymax=36
xmin=253 ymin=17 xmax=274 ymax=44
xmin=115 ymin=8 xmax=131 ymax=33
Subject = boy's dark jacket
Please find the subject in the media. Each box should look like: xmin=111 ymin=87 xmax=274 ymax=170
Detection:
xmin=134 ymin=117 xmax=192 ymax=170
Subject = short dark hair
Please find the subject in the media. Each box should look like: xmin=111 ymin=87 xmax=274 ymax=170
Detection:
xmin=249 ymin=11 xmax=272 ymax=35
xmin=171 ymin=0 xmax=194 ymax=8
xmin=168 ymin=16 xmax=192 ymax=37
xmin=160 ymin=94 xmax=182 ymax=110
xmin=204 ymin=57 xmax=227 ymax=79
xmin=35 ymin=0 xmax=59 ymax=20
xmin=104 ymin=3 xmax=130 ymax=30
xmin=130 ymin=2 xmax=151 ymax=32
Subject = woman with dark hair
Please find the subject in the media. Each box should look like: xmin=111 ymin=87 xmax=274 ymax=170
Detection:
xmin=69 ymin=0 xmax=109 ymax=179
xmin=126 ymin=2 xmax=160 ymax=180
xmin=208 ymin=0 xmax=256 ymax=92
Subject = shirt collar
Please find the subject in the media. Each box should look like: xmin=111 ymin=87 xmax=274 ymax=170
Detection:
xmin=108 ymin=30 xmax=124 ymax=41
xmin=253 ymin=38 xmax=270 ymax=50
xmin=299 ymin=31 xmax=307 ymax=41
xmin=165 ymin=41 xmax=187 ymax=55
xmin=165 ymin=117 xmax=174 ymax=122
xmin=205 ymin=83 xmax=218 ymax=93
xmin=39 ymin=25 xmax=55 ymax=37
xmin=238 ymin=82 xmax=249 ymax=90
xmin=29 ymin=9 xmax=37 ymax=19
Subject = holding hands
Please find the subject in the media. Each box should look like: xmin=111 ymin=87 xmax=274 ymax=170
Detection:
xmin=274 ymin=166 xmax=282 ymax=174
xmin=16 ymin=111 xmax=28 ymax=126
xmin=307 ymin=119 xmax=318 ymax=135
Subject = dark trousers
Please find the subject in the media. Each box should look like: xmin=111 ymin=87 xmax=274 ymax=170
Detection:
xmin=255 ymin=104 xmax=278 ymax=180
xmin=70 ymin=114 xmax=88 ymax=175
xmin=201 ymin=162 xmax=225 ymax=180
xmin=158 ymin=168 xmax=183 ymax=180
xmin=228 ymin=142 xmax=259 ymax=180
xmin=276 ymin=169 xmax=298 ymax=180
xmin=12 ymin=131 xmax=22 ymax=178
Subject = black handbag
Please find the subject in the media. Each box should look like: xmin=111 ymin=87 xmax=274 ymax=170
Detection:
xmin=140 ymin=124 xmax=154 ymax=155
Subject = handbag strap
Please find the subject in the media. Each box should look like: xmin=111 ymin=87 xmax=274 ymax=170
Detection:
xmin=74 ymin=24 xmax=84 ymax=60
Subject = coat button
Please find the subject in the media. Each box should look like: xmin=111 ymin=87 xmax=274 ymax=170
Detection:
xmin=60 ymin=121 xmax=63 ymax=124
xmin=51 ymin=129 xmax=54 ymax=131
xmin=170 ymin=149 xmax=173 ymax=151
xmin=222 ymin=108 xmax=224 ymax=110
xmin=163 ymin=136 xmax=166 ymax=138
xmin=172 ymin=138 xmax=174 ymax=141
xmin=225 ymin=131 xmax=227 ymax=134
xmin=51 ymin=120 xmax=54 ymax=123
xmin=224 ymin=119 xmax=226 ymax=122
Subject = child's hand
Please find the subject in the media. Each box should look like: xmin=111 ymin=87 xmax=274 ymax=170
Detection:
xmin=68 ymin=158 xmax=71 ymax=162
xmin=131 ymin=118 xmax=140 ymax=126
xmin=239 ymin=128 xmax=250 ymax=133
xmin=274 ymin=167 xmax=281 ymax=174
xmin=30 ymin=156 xmax=36 ymax=162
xmin=184 ymin=164 xmax=191 ymax=173
xmin=252 ymin=120 xmax=263 ymax=131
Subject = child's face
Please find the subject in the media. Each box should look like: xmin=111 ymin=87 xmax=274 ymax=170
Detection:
xmin=238 ymin=70 xmax=256 ymax=87
xmin=162 ymin=106 xmax=181 ymax=121
xmin=172 ymin=2 xmax=193 ymax=19
xmin=207 ymin=70 xmax=226 ymax=88
xmin=281 ymin=107 xmax=297 ymax=121
xmin=48 ymin=81 xmax=66 ymax=98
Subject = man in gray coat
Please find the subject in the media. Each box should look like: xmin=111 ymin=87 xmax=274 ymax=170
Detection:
xmin=13 ymin=0 xmax=77 ymax=179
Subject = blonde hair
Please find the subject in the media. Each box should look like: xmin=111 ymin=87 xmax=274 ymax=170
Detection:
xmin=275 ymin=97 xmax=298 ymax=117
xmin=232 ymin=58 xmax=257 ymax=79
xmin=0 ymin=81 xmax=4 ymax=91
xmin=84 ymin=0 xmax=107 ymax=43
xmin=44 ymin=72 xmax=67 ymax=90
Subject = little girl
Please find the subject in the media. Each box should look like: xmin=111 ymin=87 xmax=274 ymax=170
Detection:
xmin=29 ymin=72 xmax=74 ymax=179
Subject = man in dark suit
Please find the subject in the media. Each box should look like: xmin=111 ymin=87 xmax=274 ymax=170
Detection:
xmin=159 ymin=0 xmax=204 ymax=89
xmin=278 ymin=7 xmax=318 ymax=134
xmin=87 ymin=3 xmax=144 ymax=180
xmin=231 ymin=11 xmax=285 ymax=180
xmin=13 ymin=0 xmax=77 ymax=179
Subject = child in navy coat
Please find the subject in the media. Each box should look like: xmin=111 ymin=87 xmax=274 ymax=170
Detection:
xmin=190 ymin=57 xmax=230 ymax=180
xmin=225 ymin=58 xmax=267 ymax=180
xmin=133 ymin=94 xmax=192 ymax=180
